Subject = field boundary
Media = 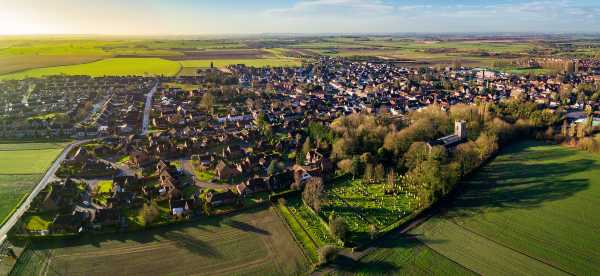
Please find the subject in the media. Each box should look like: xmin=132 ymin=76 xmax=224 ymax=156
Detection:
xmin=0 ymin=56 xmax=107 ymax=78
xmin=413 ymin=236 xmax=481 ymax=275
xmin=446 ymin=218 xmax=575 ymax=275
xmin=273 ymin=202 xmax=319 ymax=264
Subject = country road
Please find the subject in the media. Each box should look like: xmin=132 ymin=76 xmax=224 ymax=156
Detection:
xmin=0 ymin=140 xmax=88 ymax=242
xmin=141 ymin=82 xmax=158 ymax=135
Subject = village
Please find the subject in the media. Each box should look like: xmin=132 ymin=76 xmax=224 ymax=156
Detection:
xmin=9 ymin=56 xmax=600 ymax=236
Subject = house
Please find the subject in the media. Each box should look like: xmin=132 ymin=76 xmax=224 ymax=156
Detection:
xmin=236 ymin=176 xmax=269 ymax=197
xmin=305 ymin=149 xmax=323 ymax=166
xmin=205 ymin=189 xmax=238 ymax=207
xmin=50 ymin=211 xmax=87 ymax=233
xmin=93 ymin=208 xmax=122 ymax=229
xmin=215 ymin=160 xmax=241 ymax=181
xmin=169 ymin=198 xmax=194 ymax=217
xmin=267 ymin=170 xmax=294 ymax=191
xmin=157 ymin=162 xmax=182 ymax=199
xmin=129 ymin=150 xmax=155 ymax=168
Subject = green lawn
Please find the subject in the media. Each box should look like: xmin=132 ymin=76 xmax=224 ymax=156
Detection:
xmin=364 ymin=141 xmax=600 ymax=275
xmin=0 ymin=58 xmax=181 ymax=80
xmin=23 ymin=212 xmax=55 ymax=231
xmin=321 ymin=178 xmax=413 ymax=244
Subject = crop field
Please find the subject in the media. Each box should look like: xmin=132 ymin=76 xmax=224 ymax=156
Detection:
xmin=0 ymin=38 xmax=248 ymax=75
xmin=341 ymin=234 xmax=475 ymax=275
xmin=0 ymin=175 xmax=41 ymax=225
xmin=358 ymin=140 xmax=600 ymax=275
xmin=321 ymin=178 xmax=413 ymax=244
xmin=0 ymin=58 xmax=181 ymax=80
xmin=179 ymin=58 xmax=302 ymax=68
xmin=0 ymin=141 xmax=67 ymax=225
xmin=0 ymin=146 xmax=64 ymax=174
xmin=11 ymin=206 xmax=309 ymax=276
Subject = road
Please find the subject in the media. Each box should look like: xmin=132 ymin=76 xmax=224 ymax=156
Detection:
xmin=0 ymin=140 xmax=88 ymax=243
xmin=141 ymin=82 xmax=158 ymax=135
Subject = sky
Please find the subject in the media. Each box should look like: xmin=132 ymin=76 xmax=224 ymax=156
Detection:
xmin=1 ymin=0 xmax=599 ymax=35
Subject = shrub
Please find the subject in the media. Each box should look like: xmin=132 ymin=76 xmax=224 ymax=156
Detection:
xmin=329 ymin=217 xmax=348 ymax=242
xmin=318 ymin=245 xmax=338 ymax=265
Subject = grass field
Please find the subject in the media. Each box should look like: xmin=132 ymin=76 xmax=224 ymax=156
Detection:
xmin=0 ymin=58 xmax=181 ymax=80
xmin=0 ymin=141 xmax=67 ymax=225
xmin=0 ymin=38 xmax=248 ymax=75
xmin=339 ymin=234 xmax=476 ymax=275
xmin=179 ymin=58 xmax=301 ymax=69
xmin=0 ymin=175 xmax=42 ymax=224
xmin=357 ymin=140 xmax=600 ymax=275
xmin=11 ymin=206 xmax=309 ymax=276
xmin=0 ymin=148 xmax=64 ymax=174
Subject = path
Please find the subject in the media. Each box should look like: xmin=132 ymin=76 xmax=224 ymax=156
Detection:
xmin=141 ymin=81 xmax=158 ymax=135
xmin=0 ymin=140 xmax=88 ymax=243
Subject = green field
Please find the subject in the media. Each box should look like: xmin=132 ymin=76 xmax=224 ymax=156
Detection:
xmin=11 ymin=206 xmax=309 ymax=276
xmin=0 ymin=58 xmax=181 ymax=80
xmin=0 ymin=175 xmax=42 ymax=225
xmin=0 ymin=147 xmax=64 ymax=174
xmin=0 ymin=142 xmax=66 ymax=225
xmin=0 ymin=38 xmax=248 ymax=75
xmin=341 ymin=235 xmax=475 ymax=275
xmin=0 ymin=57 xmax=303 ymax=80
xmin=179 ymin=58 xmax=301 ymax=68
xmin=357 ymin=141 xmax=600 ymax=275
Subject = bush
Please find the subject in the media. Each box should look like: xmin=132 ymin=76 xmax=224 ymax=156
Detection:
xmin=329 ymin=217 xmax=348 ymax=242
xmin=278 ymin=197 xmax=286 ymax=205
xmin=318 ymin=245 xmax=338 ymax=265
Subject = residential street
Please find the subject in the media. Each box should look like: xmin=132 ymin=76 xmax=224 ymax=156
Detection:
xmin=141 ymin=82 xmax=158 ymax=135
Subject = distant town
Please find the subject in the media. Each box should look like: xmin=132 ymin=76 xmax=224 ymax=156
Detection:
xmin=2 ymin=54 xmax=600 ymax=275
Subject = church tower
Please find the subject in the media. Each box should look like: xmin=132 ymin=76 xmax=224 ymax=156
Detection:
xmin=455 ymin=120 xmax=467 ymax=140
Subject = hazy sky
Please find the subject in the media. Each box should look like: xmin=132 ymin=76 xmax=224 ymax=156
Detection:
xmin=1 ymin=0 xmax=599 ymax=35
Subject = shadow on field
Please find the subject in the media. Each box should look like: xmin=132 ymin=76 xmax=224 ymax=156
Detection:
xmin=448 ymin=149 xmax=593 ymax=217
xmin=28 ymin=204 xmax=272 ymax=257
xmin=161 ymin=231 xmax=222 ymax=258
xmin=224 ymin=220 xmax=270 ymax=235
xmin=333 ymin=255 xmax=399 ymax=274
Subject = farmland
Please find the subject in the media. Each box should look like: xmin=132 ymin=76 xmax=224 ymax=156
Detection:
xmin=10 ymin=206 xmax=309 ymax=276
xmin=342 ymin=234 xmax=476 ymax=275
xmin=0 ymin=38 xmax=246 ymax=75
xmin=0 ymin=175 xmax=42 ymax=225
xmin=1 ymin=36 xmax=589 ymax=80
xmin=0 ymin=147 xmax=64 ymax=174
xmin=179 ymin=58 xmax=302 ymax=69
xmin=357 ymin=140 xmax=600 ymax=275
xmin=0 ymin=141 xmax=67 ymax=225
xmin=0 ymin=58 xmax=182 ymax=80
